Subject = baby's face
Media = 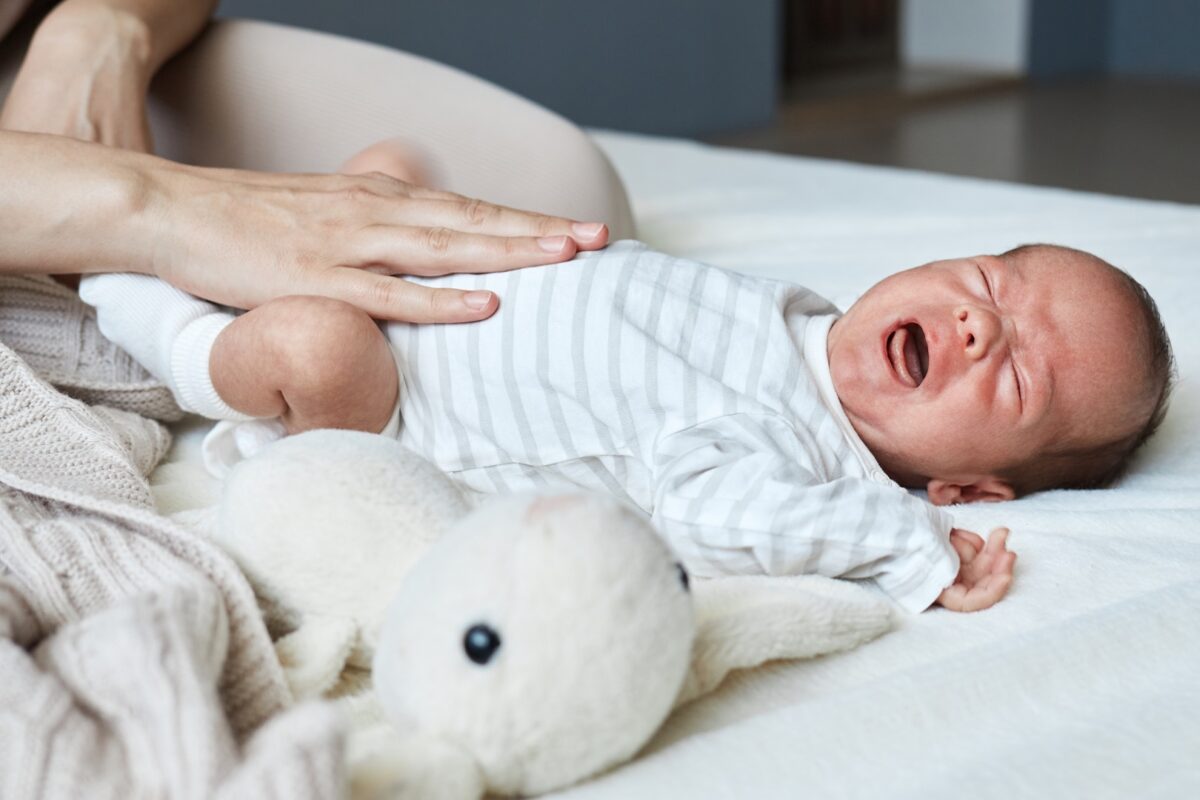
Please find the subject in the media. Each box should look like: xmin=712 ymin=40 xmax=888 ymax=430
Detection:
xmin=827 ymin=248 xmax=1150 ymax=498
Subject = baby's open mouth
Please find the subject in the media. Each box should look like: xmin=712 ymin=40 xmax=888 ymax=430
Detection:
xmin=887 ymin=323 xmax=929 ymax=387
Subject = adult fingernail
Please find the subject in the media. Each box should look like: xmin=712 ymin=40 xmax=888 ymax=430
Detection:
xmin=463 ymin=291 xmax=492 ymax=311
xmin=571 ymin=222 xmax=605 ymax=240
xmin=538 ymin=235 xmax=569 ymax=253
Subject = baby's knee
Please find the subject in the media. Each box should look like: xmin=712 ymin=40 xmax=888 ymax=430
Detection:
xmin=340 ymin=139 xmax=429 ymax=186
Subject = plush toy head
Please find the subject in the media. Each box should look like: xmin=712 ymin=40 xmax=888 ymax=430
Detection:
xmin=373 ymin=491 xmax=695 ymax=796
xmin=209 ymin=430 xmax=892 ymax=799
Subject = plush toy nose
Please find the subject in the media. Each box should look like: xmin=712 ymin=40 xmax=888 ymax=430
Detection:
xmin=676 ymin=562 xmax=690 ymax=591
xmin=524 ymin=493 xmax=586 ymax=522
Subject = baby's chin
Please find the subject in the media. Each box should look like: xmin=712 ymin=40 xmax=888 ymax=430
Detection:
xmin=836 ymin=409 xmax=922 ymax=487
xmin=871 ymin=449 xmax=924 ymax=489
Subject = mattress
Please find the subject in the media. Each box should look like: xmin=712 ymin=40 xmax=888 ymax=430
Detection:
xmin=150 ymin=131 xmax=1200 ymax=799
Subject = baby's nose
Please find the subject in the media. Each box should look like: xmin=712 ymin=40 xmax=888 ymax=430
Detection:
xmin=955 ymin=305 xmax=1002 ymax=360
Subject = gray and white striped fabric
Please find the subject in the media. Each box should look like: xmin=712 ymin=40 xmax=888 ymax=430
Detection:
xmin=388 ymin=242 xmax=957 ymax=612
xmin=80 ymin=241 xmax=958 ymax=612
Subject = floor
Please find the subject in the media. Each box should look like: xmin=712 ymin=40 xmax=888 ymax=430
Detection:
xmin=708 ymin=72 xmax=1200 ymax=206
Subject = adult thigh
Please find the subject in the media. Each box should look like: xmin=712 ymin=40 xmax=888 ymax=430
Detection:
xmin=148 ymin=19 xmax=634 ymax=236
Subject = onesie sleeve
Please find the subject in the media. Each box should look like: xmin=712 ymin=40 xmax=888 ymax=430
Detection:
xmin=651 ymin=413 xmax=959 ymax=613
xmin=77 ymin=273 xmax=255 ymax=421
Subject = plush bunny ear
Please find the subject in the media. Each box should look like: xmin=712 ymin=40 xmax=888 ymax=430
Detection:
xmin=675 ymin=575 xmax=893 ymax=707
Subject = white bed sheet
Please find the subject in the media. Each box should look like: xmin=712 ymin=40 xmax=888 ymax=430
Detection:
xmin=151 ymin=131 xmax=1200 ymax=799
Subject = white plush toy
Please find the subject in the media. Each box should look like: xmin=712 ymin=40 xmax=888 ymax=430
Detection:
xmin=214 ymin=430 xmax=894 ymax=799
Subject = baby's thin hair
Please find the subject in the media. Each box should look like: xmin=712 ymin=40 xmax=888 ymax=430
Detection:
xmin=999 ymin=244 xmax=1175 ymax=494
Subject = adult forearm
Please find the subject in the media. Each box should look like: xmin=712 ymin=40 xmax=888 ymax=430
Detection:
xmin=33 ymin=0 xmax=217 ymax=79
xmin=0 ymin=131 xmax=156 ymax=275
xmin=2 ymin=0 xmax=217 ymax=151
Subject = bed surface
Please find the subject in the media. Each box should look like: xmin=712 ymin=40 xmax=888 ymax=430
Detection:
xmin=152 ymin=132 xmax=1200 ymax=798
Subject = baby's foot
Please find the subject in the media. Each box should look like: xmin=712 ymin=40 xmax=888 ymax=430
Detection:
xmin=340 ymin=138 xmax=432 ymax=187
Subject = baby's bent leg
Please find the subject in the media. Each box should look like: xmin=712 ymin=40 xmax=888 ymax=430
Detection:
xmin=340 ymin=139 xmax=431 ymax=187
xmin=211 ymin=296 xmax=399 ymax=435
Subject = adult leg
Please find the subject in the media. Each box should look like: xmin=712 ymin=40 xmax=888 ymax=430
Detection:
xmin=147 ymin=19 xmax=635 ymax=237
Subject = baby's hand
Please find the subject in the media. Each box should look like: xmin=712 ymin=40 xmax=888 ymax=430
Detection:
xmin=935 ymin=527 xmax=1016 ymax=612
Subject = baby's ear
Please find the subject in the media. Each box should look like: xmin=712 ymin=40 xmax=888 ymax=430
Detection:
xmin=927 ymin=477 xmax=1015 ymax=506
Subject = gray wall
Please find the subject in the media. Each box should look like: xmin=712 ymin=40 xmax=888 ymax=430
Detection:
xmin=1030 ymin=0 xmax=1200 ymax=79
xmin=215 ymin=0 xmax=780 ymax=137
xmin=1028 ymin=0 xmax=1107 ymax=77
xmin=1109 ymin=0 xmax=1200 ymax=79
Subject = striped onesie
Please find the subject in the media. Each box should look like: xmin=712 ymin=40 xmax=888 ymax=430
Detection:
xmin=80 ymin=241 xmax=959 ymax=611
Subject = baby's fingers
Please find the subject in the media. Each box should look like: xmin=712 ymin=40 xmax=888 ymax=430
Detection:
xmin=962 ymin=572 xmax=1013 ymax=612
xmin=949 ymin=533 xmax=978 ymax=566
xmin=993 ymin=550 xmax=1017 ymax=577
xmin=962 ymin=528 xmax=1014 ymax=583
xmin=950 ymin=528 xmax=985 ymax=553
xmin=984 ymin=527 xmax=1011 ymax=554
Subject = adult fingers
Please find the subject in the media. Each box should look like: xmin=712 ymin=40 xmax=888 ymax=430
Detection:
xmin=380 ymin=195 xmax=610 ymax=249
xmin=312 ymin=267 xmax=499 ymax=323
xmin=353 ymin=226 xmax=581 ymax=276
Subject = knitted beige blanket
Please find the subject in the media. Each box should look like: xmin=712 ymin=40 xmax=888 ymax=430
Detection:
xmin=0 ymin=276 xmax=345 ymax=799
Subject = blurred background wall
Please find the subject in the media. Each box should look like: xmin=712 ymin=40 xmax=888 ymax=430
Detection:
xmin=906 ymin=0 xmax=1200 ymax=79
xmin=216 ymin=0 xmax=1200 ymax=202
xmin=215 ymin=0 xmax=779 ymax=136
xmin=218 ymin=0 xmax=1200 ymax=136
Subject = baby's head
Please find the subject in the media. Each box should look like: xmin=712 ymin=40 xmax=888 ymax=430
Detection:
xmin=827 ymin=244 xmax=1173 ymax=504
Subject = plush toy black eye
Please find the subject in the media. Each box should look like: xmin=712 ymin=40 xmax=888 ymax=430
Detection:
xmin=675 ymin=562 xmax=690 ymax=592
xmin=463 ymin=624 xmax=502 ymax=665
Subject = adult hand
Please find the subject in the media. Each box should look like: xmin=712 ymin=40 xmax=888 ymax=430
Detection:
xmin=147 ymin=161 xmax=609 ymax=322
xmin=0 ymin=1 xmax=612 ymax=323
xmin=0 ymin=132 xmax=609 ymax=322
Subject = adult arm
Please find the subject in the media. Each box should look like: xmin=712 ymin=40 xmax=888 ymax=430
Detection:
xmin=0 ymin=130 xmax=606 ymax=321
xmin=0 ymin=1 xmax=610 ymax=322
xmin=0 ymin=0 xmax=217 ymax=150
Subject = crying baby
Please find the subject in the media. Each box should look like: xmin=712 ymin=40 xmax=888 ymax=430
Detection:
xmin=79 ymin=239 xmax=1173 ymax=614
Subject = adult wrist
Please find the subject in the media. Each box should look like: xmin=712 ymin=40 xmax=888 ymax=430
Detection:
xmin=0 ymin=132 xmax=161 ymax=276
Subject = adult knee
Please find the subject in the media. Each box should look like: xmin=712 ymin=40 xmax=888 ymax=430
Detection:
xmin=540 ymin=123 xmax=636 ymax=240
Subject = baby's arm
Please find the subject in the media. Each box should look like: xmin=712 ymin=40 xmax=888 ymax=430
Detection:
xmin=651 ymin=413 xmax=963 ymax=613
xmin=934 ymin=528 xmax=1016 ymax=612
xmin=210 ymin=295 xmax=398 ymax=435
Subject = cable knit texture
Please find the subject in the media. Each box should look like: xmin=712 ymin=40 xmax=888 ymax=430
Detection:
xmin=0 ymin=275 xmax=185 ymax=421
xmin=0 ymin=275 xmax=345 ymax=799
